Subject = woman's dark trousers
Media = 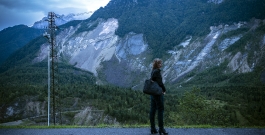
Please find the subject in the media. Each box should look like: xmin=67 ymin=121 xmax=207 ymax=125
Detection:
xmin=150 ymin=95 xmax=164 ymax=130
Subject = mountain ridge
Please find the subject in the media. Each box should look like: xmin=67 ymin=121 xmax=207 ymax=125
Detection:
xmin=0 ymin=0 xmax=265 ymax=126
xmin=88 ymin=0 xmax=265 ymax=57
xmin=32 ymin=12 xmax=94 ymax=29
xmin=1 ymin=0 xmax=265 ymax=87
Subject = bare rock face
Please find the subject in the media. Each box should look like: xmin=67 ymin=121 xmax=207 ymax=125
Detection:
xmin=74 ymin=107 xmax=119 ymax=126
xmin=228 ymin=52 xmax=252 ymax=73
xmin=33 ymin=17 xmax=264 ymax=87
xmin=24 ymin=101 xmax=46 ymax=117
xmin=1 ymin=96 xmax=47 ymax=125
xmin=1 ymin=96 xmax=118 ymax=126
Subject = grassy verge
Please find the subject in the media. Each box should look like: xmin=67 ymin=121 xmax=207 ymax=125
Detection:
xmin=1 ymin=125 xmax=265 ymax=129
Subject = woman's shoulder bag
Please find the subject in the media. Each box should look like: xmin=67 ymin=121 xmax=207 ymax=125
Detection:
xmin=142 ymin=70 xmax=163 ymax=95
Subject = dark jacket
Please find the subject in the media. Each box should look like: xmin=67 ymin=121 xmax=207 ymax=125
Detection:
xmin=151 ymin=69 xmax=166 ymax=92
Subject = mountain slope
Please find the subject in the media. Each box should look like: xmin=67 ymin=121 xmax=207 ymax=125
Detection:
xmin=1 ymin=0 xmax=265 ymax=126
xmin=0 ymin=12 xmax=94 ymax=66
xmin=89 ymin=0 xmax=265 ymax=57
xmin=0 ymin=25 xmax=43 ymax=65
xmin=1 ymin=0 xmax=265 ymax=87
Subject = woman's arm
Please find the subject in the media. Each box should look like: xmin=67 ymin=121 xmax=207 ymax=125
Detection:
xmin=152 ymin=69 xmax=166 ymax=92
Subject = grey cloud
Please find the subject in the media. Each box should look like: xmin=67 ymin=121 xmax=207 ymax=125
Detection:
xmin=0 ymin=0 xmax=66 ymax=13
xmin=0 ymin=0 xmax=73 ymax=29
xmin=0 ymin=0 xmax=110 ymax=30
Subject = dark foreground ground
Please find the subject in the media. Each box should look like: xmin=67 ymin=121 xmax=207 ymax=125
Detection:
xmin=0 ymin=128 xmax=265 ymax=135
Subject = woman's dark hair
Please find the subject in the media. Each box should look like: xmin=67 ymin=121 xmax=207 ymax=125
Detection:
xmin=152 ymin=58 xmax=162 ymax=69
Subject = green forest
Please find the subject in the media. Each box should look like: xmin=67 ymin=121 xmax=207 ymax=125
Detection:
xmin=86 ymin=0 xmax=265 ymax=58
xmin=0 ymin=60 xmax=264 ymax=126
xmin=1 ymin=0 xmax=265 ymax=127
xmin=0 ymin=25 xmax=43 ymax=65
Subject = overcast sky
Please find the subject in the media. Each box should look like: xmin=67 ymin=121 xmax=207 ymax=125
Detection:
xmin=0 ymin=0 xmax=110 ymax=31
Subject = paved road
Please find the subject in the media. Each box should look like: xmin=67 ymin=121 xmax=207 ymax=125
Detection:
xmin=1 ymin=128 xmax=265 ymax=135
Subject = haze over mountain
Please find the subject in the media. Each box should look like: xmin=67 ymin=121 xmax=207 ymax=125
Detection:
xmin=0 ymin=0 xmax=265 ymax=126
xmin=32 ymin=12 xmax=94 ymax=29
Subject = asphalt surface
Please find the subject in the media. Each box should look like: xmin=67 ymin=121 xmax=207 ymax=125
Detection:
xmin=0 ymin=128 xmax=265 ymax=135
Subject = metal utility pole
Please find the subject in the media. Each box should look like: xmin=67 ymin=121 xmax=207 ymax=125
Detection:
xmin=43 ymin=12 xmax=59 ymax=126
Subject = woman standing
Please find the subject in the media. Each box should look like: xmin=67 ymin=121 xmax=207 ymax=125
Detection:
xmin=150 ymin=58 xmax=168 ymax=135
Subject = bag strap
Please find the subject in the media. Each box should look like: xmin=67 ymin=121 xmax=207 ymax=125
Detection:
xmin=150 ymin=70 xmax=155 ymax=81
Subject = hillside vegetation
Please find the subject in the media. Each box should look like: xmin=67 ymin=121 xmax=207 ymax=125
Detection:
xmin=88 ymin=0 xmax=265 ymax=57
xmin=0 ymin=0 xmax=265 ymax=127
xmin=0 ymin=25 xmax=43 ymax=65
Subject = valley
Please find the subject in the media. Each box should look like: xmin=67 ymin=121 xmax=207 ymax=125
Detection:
xmin=0 ymin=0 xmax=265 ymax=127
